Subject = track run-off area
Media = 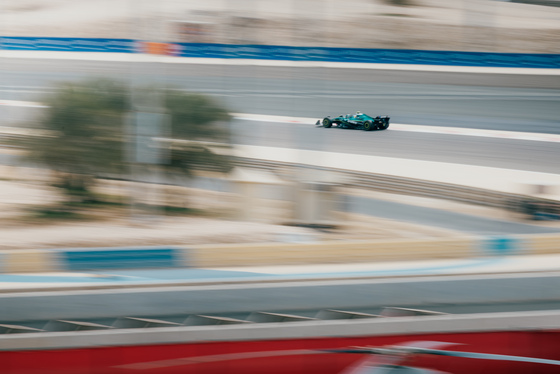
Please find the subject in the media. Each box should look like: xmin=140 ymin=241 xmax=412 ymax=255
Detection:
xmin=1 ymin=52 xmax=560 ymax=335
xmin=1 ymin=52 xmax=560 ymax=216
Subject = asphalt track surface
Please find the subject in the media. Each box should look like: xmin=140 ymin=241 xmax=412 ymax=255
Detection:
xmin=1 ymin=58 xmax=559 ymax=132
xmin=0 ymin=58 xmax=559 ymax=316
xmin=1 ymin=58 xmax=559 ymax=234
xmin=1 ymin=59 xmax=560 ymax=174
xmin=232 ymin=120 xmax=560 ymax=174
xmin=2 ymin=118 xmax=559 ymax=174
xmin=348 ymin=195 xmax=560 ymax=235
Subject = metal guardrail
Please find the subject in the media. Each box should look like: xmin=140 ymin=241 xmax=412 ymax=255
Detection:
xmin=234 ymin=157 xmax=560 ymax=215
xmin=0 ymin=306 xmax=439 ymax=335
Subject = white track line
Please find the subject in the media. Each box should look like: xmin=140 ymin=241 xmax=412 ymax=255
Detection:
xmin=233 ymin=113 xmax=560 ymax=143
xmin=2 ymin=102 xmax=558 ymax=144
xmin=0 ymin=100 xmax=47 ymax=108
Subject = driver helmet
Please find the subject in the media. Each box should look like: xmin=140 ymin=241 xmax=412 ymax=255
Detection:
xmin=356 ymin=111 xmax=362 ymax=115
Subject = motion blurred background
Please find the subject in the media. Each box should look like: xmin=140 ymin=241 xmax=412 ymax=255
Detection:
xmin=0 ymin=1 xmax=560 ymax=373
xmin=2 ymin=0 xmax=560 ymax=51
xmin=1 ymin=0 xmax=559 ymax=233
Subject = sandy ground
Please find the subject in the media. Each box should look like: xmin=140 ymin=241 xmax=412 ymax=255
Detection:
xmin=0 ymin=166 xmax=465 ymax=251
xmin=1 ymin=0 xmax=559 ymax=52
xmin=0 ymin=212 xmax=463 ymax=251
xmin=2 ymin=163 xmax=558 ymax=251
xmin=0 ymin=2 xmax=557 ymax=253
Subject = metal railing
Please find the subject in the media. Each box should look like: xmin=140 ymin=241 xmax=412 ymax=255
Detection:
xmin=234 ymin=157 xmax=560 ymax=214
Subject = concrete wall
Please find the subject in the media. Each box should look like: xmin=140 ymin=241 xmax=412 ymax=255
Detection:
xmin=1 ymin=234 xmax=559 ymax=273
xmin=1 ymin=272 xmax=560 ymax=322
xmin=191 ymin=237 xmax=477 ymax=267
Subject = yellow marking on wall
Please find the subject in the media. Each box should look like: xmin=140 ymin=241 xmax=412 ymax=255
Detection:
xmin=191 ymin=237 xmax=476 ymax=267
xmin=2 ymin=250 xmax=59 ymax=273
xmin=528 ymin=234 xmax=560 ymax=255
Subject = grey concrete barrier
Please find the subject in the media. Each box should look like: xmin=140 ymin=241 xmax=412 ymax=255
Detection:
xmin=1 ymin=272 xmax=560 ymax=321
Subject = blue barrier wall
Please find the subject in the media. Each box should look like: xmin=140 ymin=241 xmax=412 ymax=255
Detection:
xmin=0 ymin=37 xmax=134 ymax=53
xmin=61 ymin=247 xmax=182 ymax=270
xmin=1 ymin=37 xmax=559 ymax=68
xmin=481 ymin=236 xmax=522 ymax=256
xmin=178 ymin=43 xmax=560 ymax=68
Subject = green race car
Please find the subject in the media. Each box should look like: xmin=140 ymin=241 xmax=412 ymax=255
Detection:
xmin=316 ymin=111 xmax=390 ymax=131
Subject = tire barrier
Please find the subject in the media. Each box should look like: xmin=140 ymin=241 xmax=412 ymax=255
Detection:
xmin=1 ymin=37 xmax=559 ymax=68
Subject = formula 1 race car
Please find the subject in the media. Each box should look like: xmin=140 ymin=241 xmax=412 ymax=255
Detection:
xmin=316 ymin=111 xmax=390 ymax=131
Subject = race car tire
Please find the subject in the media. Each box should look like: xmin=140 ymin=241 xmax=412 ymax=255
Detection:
xmin=363 ymin=120 xmax=374 ymax=131
xmin=322 ymin=118 xmax=332 ymax=128
xmin=377 ymin=120 xmax=389 ymax=130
